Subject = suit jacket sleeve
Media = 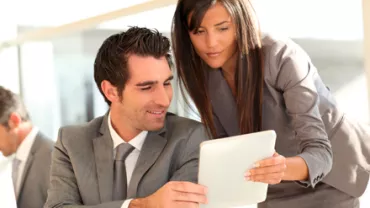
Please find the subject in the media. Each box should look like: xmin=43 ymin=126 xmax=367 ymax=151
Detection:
xmin=44 ymin=128 xmax=124 ymax=208
xmin=268 ymin=39 xmax=333 ymax=188
xmin=170 ymin=124 xmax=209 ymax=183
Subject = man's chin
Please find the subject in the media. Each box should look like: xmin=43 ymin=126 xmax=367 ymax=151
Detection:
xmin=151 ymin=124 xmax=165 ymax=131
xmin=1 ymin=151 xmax=11 ymax=157
xmin=146 ymin=121 xmax=165 ymax=131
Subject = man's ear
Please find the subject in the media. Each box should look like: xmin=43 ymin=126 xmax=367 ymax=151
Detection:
xmin=101 ymin=80 xmax=120 ymax=103
xmin=8 ymin=113 xmax=22 ymax=129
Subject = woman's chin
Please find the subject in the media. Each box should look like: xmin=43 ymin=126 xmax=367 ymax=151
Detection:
xmin=205 ymin=61 xmax=224 ymax=69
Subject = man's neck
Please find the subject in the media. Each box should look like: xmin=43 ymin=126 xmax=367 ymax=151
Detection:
xmin=109 ymin=109 xmax=141 ymax=142
xmin=16 ymin=122 xmax=33 ymax=149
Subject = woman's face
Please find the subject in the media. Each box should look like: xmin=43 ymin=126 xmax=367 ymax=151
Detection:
xmin=188 ymin=2 xmax=237 ymax=70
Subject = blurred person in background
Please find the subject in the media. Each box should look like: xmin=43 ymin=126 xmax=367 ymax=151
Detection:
xmin=0 ymin=85 xmax=54 ymax=208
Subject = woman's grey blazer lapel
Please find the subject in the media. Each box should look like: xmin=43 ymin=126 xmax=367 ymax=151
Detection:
xmin=208 ymin=69 xmax=240 ymax=137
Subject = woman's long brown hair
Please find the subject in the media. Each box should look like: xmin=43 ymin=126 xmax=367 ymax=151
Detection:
xmin=172 ymin=0 xmax=264 ymax=138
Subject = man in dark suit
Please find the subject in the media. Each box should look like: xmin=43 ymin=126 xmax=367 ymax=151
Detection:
xmin=45 ymin=27 xmax=209 ymax=208
xmin=0 ymin=85 xmax=54 ymax=208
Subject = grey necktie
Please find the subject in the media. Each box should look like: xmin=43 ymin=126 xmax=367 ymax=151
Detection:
xmin=12 ymin=158 xmax=21 ymax=195
xmin=113 ymin=143 xmax=135 ymax=200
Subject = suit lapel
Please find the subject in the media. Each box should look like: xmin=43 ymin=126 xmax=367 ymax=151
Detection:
xmin=127 ymin=128 xmax=167 ymax=198
xmin=93 ymin=115 xmax=114 ymax=203
xmin=17 ymin=155 xmax=33 ymax=201
xmin=208 ymin=69 xmax=240 ymax=136
xmin=17 ymin=133 xmax=43 ymax=201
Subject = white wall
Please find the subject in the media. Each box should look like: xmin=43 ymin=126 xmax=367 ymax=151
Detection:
xmin=0 ymin=15 xmax=20 ymax=93
xmin=19 ymin=41 xmax=61 ymax=140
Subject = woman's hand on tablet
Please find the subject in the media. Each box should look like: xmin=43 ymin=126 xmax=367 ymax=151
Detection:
xmin=245 ymin=152 xmax=286 ymax=184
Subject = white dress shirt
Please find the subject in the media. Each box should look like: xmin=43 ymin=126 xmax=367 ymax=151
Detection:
xmin=108 ymin=113 xmax=148 ymax=208
xmin=0 ymin=156 xmax=17 ymax=208
xmin=13 ymin=127 xmax=38 ymax=198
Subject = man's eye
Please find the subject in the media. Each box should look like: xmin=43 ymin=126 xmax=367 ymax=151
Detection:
xmin=140 ymin=87 xmax=151 ymax=91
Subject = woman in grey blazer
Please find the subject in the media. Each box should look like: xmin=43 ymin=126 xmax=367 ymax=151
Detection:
xmin=171 ymin=0 xmax=370 ymax=207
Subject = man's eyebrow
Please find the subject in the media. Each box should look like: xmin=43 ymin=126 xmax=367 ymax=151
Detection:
xmin=135 ymin=75 xmax=173 ymax=87
xmin=136 ymin=80 xmax=158 ymax=87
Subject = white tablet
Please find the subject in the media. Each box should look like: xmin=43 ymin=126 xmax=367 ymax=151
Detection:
xmin=198 ymin=130 xmax=276 ymax=208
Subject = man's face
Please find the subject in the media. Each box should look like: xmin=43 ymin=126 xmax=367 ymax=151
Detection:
xmin=113 ymin=55 xmax=173 ymax=132
xmin=0 ymin=123 xmax=17 ymax=157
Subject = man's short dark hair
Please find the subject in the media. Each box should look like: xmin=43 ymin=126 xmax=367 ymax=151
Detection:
xmin=0 ymin=86 xmax=30 ymax=126
xmin=93 ymin=26 xmax=173 ymax=106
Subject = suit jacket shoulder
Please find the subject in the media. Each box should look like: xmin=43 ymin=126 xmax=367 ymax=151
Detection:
xmin=58 ymin=116 xmax=104 ymax=146
xmin=33 ymin=132 xmax=54 ymax=156
xmin=261 ymin=34 xmax=316 ymax=90
xmin=165 ymin=113 xmax=207 ymax=140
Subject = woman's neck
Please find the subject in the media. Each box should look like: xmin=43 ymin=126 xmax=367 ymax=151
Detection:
xmin=221 ymin=51 xmax=238 ymax=96
xmin=222 ymin=52 xmax=237 ymax=76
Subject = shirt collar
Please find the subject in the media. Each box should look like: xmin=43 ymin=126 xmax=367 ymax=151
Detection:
xmin=15 ymin=127 xmax=38 ymax=162
xmin=108 ymin=112 xmax=147 ymax=151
